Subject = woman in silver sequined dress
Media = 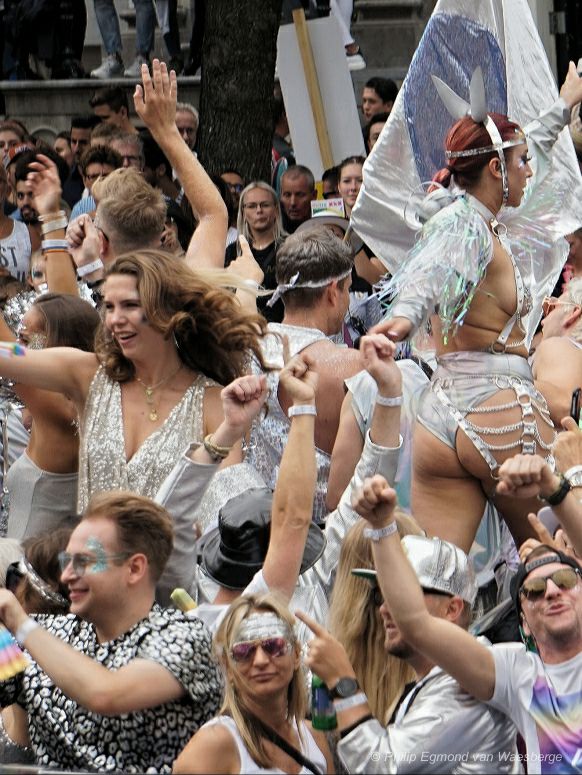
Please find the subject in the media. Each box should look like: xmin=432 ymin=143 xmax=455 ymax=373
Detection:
xmin=0 ymin=294 xmax=99 ymax=539
xmin=0 ymin=249 xmax=267 ymax=511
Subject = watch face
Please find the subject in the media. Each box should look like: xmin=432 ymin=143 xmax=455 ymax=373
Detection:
xmin=335 ymin=677 xmax=359 ymax=698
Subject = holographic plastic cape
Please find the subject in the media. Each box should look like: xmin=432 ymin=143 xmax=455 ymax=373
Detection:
xmin=350 ymin=0 xmax=582 ymax=345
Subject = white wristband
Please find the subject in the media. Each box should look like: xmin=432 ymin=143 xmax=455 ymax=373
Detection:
xmin=364 ymin=522 xmax=398 ymax=542
xmin=77 ymin=259 xmax=104 ymax=278
xmin=376 ymin=394 xmax=403 ymax=407
xmin=288 ymin=405 xmax=317 ymax=418
xmin=564 ymin=465 xmax=582 ymax=481
xmin=334 ymin=692 xmax=368 ymax=713
xmin=13 ymin=617 xmax=39 ymax=648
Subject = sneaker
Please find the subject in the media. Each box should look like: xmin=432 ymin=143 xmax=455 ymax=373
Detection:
xmin=91 ymin=54 xmax=124 ymax=79
xmin=124 ymin=55 xmax=150 ymax=78
xmin=347 ymin=50 xmax=366 ymax=71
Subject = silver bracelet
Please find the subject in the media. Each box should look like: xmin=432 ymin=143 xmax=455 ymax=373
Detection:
xmin=13 ymin=617 xmax=39 ymax=648
xmin=288 ymin=405 xmax=317 ymax=418
xmin=77 ymin=259 xmax=104 ymax=278
xmin=363 ymin=522 xmax=398 ymax=542
xmin=334 ymin=692 xmax=368 ymax=713
xmin=565 ymin=464 xmax=582 ymax=488
xmin=376 ymin=394 xmax=403 ymax=407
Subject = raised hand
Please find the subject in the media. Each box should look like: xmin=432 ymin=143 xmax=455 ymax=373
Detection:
xmin=67 ymin=215 xmax=101 ymax=270
xmin=220 ymin=374 xmax=268 ymax=436
xmin=496 ymin=454 xmax=560 ymax=500
xmin=359 ymin=333 xmax=402 ymax=396
xmin=560 ymin=61 xmax=582 ymax=110
xmin=370 ymin=316 xmax=413 ymax=341
xmin=352 ymin=474 xmax=398 ymax=528
xmin=294 ymin=610 xmax=356 ymax=688
xmin=133 ymin=59 xmax=177 ymax=141
xmin=279 ymin=350 xmax=318 ymax=406
xmin=227 ymin=235 xmax=265 ymax=285
xmin=554 ymin=416 xmax=582 ymax=474
xmin=26 ymin=154 xmax=62 ymax=217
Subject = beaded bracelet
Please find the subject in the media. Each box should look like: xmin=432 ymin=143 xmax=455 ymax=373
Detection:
xmin=203 ymin=433 xmax=232 ymax=462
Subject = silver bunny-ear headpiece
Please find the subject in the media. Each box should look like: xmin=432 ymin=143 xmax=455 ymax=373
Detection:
xmin=431 ymin=67 xmax=525 ymax=205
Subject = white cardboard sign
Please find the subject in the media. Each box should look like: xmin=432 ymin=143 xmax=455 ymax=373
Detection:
xmin=277 ymin=16 xmax=366 ymax=181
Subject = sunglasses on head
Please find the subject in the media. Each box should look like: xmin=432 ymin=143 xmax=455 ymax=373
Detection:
xmin=231 ymin=636 xmax=291 ymax=663
xmin=520 ymin=567 xmax=581 ymax=601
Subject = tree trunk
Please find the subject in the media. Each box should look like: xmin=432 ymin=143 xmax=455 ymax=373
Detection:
xmin=199 ymin=0 xmax=283 ymax=183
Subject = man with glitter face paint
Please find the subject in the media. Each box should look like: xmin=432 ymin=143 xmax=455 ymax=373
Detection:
xmin=369 ymin=63 xmax=582 ymax=557
xmin=0 ymin=490 xmax=221 ymax=772
xmin=349 ymin=451 xmax=582 ymax=774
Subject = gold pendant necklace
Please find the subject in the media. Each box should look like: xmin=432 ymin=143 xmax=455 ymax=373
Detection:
xmin=135 ymin=364 xmax=182 ymax=422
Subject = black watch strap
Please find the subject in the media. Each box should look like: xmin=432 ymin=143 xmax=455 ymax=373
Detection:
xmin=544 ymin=474 xmax=572 ymax=506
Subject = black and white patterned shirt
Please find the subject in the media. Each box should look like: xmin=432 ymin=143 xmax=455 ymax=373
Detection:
xmin=0 ymin=604 xmax=222 ymax=773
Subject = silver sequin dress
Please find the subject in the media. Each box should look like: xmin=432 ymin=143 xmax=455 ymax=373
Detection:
xmin=77 ymin=366 xmax=216 ymax=511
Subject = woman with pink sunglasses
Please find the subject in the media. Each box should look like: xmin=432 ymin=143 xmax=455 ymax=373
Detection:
xmin=173 ymin=593 xmax=333 ymax=774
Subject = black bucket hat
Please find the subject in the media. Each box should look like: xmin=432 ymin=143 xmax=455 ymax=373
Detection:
xmin=511 ymin=546 xmax=582 ymax=616
xmin=200 ymin=487 xmax=326 ymax=590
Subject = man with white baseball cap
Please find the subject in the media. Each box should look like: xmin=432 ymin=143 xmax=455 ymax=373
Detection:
xmin=297 ymin=530 xmax=519 ymax=772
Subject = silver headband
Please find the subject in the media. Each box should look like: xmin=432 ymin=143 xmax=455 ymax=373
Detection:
xmin=233 ymin=612 xmax=293 ymax=644
xmin=267 ymin=267 xmax=352 ymax=308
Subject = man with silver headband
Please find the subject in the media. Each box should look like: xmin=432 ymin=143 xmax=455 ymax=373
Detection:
xmin=366 ymin=62 xmax=582 ymax=556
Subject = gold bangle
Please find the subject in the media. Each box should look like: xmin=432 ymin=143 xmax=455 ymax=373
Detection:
xmin=203 ymin=433 xmax=232 ymax=462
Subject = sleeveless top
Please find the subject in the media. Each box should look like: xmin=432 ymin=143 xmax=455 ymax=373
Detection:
xmin=6 ymin=453 xmax=78 ymax=541
xmin=77 ymin=366 xmax=216 ymax=511
xmin=247 ymin=323 xmax=331 ymax=525
xmin=0 ymin=221 xmax=31 ymax=284
xmin=203 ymin=715 xmax=326 ymax=774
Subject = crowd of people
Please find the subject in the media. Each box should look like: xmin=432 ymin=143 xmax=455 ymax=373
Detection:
xmin=0 ymin=6 xmax=581 ymax=772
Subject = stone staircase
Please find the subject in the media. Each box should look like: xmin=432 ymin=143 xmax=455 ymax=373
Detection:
xmin=0 ymin=0 xmax=436 ymax=137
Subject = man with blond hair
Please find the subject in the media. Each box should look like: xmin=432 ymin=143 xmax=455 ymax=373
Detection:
xmin=0 ymin=490 xmax=221 ymax=772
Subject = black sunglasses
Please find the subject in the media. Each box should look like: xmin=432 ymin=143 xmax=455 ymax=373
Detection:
xmin=520 ymin=567 xmax=581 ymax=601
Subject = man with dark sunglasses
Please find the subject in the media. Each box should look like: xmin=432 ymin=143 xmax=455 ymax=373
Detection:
xmin=351 ymin=456 xmax=582 ymax=774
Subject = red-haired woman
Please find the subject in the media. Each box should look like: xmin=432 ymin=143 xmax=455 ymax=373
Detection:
xmin=373 ymin=63 xmax=582 ymax=553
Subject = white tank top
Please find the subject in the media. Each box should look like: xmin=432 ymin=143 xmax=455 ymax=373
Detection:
xmin=0 ymin=221 xmax=31 ymax=284
xmin=203 ymin=715 xmax=326 ymax=774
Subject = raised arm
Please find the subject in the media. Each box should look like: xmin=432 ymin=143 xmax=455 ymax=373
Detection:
xmin=155 ymin=374 xmax=268 ymax=603
xmin=262 ymin=353 xmax=318 ymax=600
xmin=497 ymin=435 xmax=582 ymax=558
xmin=134 ymin=59 xmax=228 ymax=270
xmin=27 ymin=155 xmax=80 ymax=296
xmin=353 ymin=476 xmax=496 ymax=702
xmin=0 ymin=344 xmax=97 ymax=409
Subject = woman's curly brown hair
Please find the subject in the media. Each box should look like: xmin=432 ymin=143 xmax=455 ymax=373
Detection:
xmin=94 ymin=250 xmax=269 ymax=385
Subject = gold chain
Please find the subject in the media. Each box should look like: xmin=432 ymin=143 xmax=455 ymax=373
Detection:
xmin=135 ymin=364 xmax=182 ymax=422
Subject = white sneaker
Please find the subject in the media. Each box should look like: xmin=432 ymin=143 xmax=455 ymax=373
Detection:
xmin=124 ymin=55 xmax=150 ymax=78
xmin=347 ymin=51 xmax=366 ymax=71
xmin=91 ymin=54 xmax=124 ymax=79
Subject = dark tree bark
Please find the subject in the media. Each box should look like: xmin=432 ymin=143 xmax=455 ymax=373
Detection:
xmin=198 ymin=0 xmax=283 ymax=183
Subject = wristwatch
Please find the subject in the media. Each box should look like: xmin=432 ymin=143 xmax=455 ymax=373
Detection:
xmin=329 ymin=677 xmax=360 ymax=700
xmin=565 ymin=465 xmax=582 ymax=489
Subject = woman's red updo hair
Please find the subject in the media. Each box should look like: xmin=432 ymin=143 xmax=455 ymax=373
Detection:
xmin=432 ymin=113 xmax=523 ymax=190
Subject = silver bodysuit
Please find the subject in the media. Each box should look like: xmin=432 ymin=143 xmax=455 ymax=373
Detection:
xmin=247 ymin=322 xmax=332 ymax=525
xmin=77 ymin=366 xmax=216 ymax=511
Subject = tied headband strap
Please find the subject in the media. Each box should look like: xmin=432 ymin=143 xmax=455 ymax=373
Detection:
xmin=267 ymin=267 xmax=353 ymax=308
